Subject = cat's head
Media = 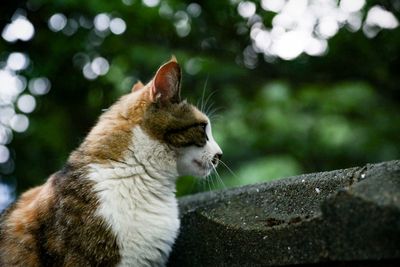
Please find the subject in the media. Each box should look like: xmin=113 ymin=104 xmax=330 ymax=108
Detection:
xmin=138 ymin=57 xmax=222 ymax=178
xmin=78 ymin=57 xmax=222 ymax=179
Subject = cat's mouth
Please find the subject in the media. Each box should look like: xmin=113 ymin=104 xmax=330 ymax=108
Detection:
xmin=193 ymin=159 xmax=207 ymax=169
xmin=193 ymin=159 xmax=213 ymax=176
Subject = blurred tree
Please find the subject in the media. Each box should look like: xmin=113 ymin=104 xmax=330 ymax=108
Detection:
xmin=0 ymin=0 xmax=399 ymax=209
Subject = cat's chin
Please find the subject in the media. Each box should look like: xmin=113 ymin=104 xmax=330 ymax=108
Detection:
xmin=192 ymin=160 xmax=213 ymax=178
xmin=177 ymin=159 xmax=212 ymax=178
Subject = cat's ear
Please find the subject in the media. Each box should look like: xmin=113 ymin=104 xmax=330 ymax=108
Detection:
xmin=131 ymin=81 xmax=144 ymax=92
xmin=150 ymin=56 xmax=181 ymax=104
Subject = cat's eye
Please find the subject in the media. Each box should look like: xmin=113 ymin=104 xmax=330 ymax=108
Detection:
xmin=200 ymin=123 xmax=207 ymax=131
xmin=199 ymin=123 xmax=209 ymax=142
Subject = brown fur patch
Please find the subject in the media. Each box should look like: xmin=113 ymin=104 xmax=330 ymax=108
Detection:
xmin=69 ymin=90 xmax=152 ymax=165
xmin=142 ymin=101 xmax=208 ymax=147
xmin=0 ymin=164 xmax=120 ymax=266
xmin=70 ymin=82 xmax=208 ymax=164
xmin=69 ymin=57 xmax=205 ymax=164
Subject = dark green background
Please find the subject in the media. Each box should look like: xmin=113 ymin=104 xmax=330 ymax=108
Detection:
xmin=0 ymin=0 xmax=399 ymax=202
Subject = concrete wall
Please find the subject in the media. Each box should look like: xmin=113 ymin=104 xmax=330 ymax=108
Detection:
xmin=168 ymin=160 xmax=400 ymax=266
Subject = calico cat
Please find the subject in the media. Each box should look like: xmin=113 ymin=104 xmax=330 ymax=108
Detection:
xmin=0 ymin=57 xmax=222 ymax=266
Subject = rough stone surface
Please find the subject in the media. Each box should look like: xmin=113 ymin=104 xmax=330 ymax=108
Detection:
xmin=168 ymin=160 xmax=400 ymax=266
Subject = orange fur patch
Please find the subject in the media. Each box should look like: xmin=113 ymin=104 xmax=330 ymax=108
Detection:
xmin=6 ymin=179 xmax=54 ymax=230
xmin=1 ymin=178 xmax=55 ymax=265
xmin=69 ymin=89 xmax=152 ymax=164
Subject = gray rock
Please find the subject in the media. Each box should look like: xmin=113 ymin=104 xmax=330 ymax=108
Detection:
xmin=168 ymin=160 xmax=400 ymax=266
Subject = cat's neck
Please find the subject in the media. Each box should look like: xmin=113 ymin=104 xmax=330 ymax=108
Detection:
xmin=84 ymin=125 xmax=179 ymax=192
xmin=83 ymin=127 xmax=181 ymax=266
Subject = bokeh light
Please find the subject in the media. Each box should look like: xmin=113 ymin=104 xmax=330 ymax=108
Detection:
xmin=0 ymin=106 xmax=16 ymax=126
xmin=0 ymin=127 xmax=12 ymax=145
xmin=110 ymin=18 xmax=127 ymax=35
xmin=235 ymin=0 xmax=399 ymax=62
xmin=94 ymin=13 xmax=110 ymax=32
xmin=91 ymin=57 xmax=110 ymax=76
xmin=0 ymin=70 xmax=26 ymax=102
xmin=48 ymin=13 xmax=67 ymax=32
xmin=0 ymin=9 xmax=48 ymax=182
xmin=363 ymin=5 xmax=399 ymax=38
xmin=238 ymin=1 xmax=256 ymax=18
xmin=2 ymin=14 xmax=35 ymax=42
xmin=0 ymin=182 xmax=15 ymax=212
xmin=17 ymin=94 xmax=36 ymax=114
xmin=82 ymin=56 xmax=110 ymax=80
xmin=10 ymin=114 xmax=29 ymax=133
xmin=0 ymin=146 xmax=10 ymax=164
xmin=7 ymin=52 xmax=30 ymax=71
xmin=28 ymin=77 xmax=51 ymax=95
xmin=174 ymin=11 xmax=191 ymax=37
xmin=187 ymin=3 xmax=202 ymax=17
xmin=142 ymin=0 xmax=160 ymax=8
xmin=340 ymin=0 xmax=365 ymax=13
xmin=261 ymin=0 xmax=285 ymax=13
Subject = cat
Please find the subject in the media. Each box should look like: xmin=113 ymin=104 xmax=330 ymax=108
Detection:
xmin=0 ymin=57 xmax=222 ymax=266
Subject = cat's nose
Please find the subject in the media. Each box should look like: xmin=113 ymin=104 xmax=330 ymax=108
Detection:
xmin=212 ymin=153 xmax=222 ymax=166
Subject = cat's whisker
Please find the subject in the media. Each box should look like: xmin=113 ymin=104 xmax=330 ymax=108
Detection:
xmin=217 ymin=173 xmax=226 ymax=189
xmin=212 ymin=164 xmax=227 ymax=190
xmin=204 ymin=89 xmax=216 ymax=108
xmin=200 ymin=76 xmax=209 ymax=113
xmin=205 ymin=163 xmax=218 ymax=191
xmin=210 ymin=174 xmax=217 ymax=190
xmin=206 ymin=176 xmax=212 ymax=192
xmin=218 ymin=159 xmax=240 ymax=180
xmin=209 ymin=114 xmax=223 ymax=122
xmin=206 ymin=107 xmax=223 ymax=121
xmin=205 ymin=169 xmax=215 ymax=191
xmin=202 ymin=176 xmax=209 ymax=192
xmin=203 ymin=90 xmax=217 ymax=115
xmin=186 ymin=176 xmax=197 ymax=194
xmin=205 ymin=101 xmax=215 ymax=117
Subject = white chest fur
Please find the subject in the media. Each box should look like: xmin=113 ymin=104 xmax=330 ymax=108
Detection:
xmin=87 ymin=127 xmax=180 ymax=267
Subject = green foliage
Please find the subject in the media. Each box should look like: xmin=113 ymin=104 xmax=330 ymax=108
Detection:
xmin=0 ymin=0 xmax=399 ymax=201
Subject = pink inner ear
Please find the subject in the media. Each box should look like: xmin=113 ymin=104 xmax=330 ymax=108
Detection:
xmin=152 ymin=61 xmax=181 ymax=102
